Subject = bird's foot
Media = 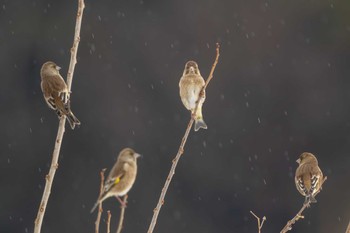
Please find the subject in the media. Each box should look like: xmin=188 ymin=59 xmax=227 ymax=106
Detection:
xmin=117 ymin=196 xmax=127 ymax=208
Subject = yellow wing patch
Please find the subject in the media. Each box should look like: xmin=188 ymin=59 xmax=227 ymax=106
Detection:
xmin=114 ymin=177 xmax=121 ymax=184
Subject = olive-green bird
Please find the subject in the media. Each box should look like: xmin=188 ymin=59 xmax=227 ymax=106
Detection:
xmin=91 ymin=148 xmax=141 ymax=213
xmin=179 ymin=60 xmax=207 ymax=131
xmin=40 ymin=61 xmax=80 ymax=129
xmin=295 ymin=152 xmax=324 ymax=205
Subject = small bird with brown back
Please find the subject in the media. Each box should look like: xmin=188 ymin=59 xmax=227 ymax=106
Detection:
xmin=40 ymin=61 xmax=80 ymax=129
xmin=295 ymin=152 xmax=324 ymax=206
xmin=91 ymin=148 xmax=141 ymax=213
xmin=179 ymin=61 xmax=207 ymax=131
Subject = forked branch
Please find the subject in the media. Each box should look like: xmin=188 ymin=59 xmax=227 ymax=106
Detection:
xmin=250 ymin=211 xmax=266 ymax=233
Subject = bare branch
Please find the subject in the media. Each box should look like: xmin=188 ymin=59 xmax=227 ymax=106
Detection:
xmin=345 ymin=220 xmax=350 ymax=233
xmin=116 ymin=195 xmax=128 ymax=233
xmin=147 ymin=43 xmax=220 ymax=233
xmin=250 ymin=211 xmax=266 ymax=233
xmin=33 ymin=1 xmax=85 ymax=233
xmin=280 ymin=176 xmax=327 ymax=233
xmin=95 ymin=169 xmax=107 ymax=233
xmin=106 ymin=211 xmax=112 ymax=233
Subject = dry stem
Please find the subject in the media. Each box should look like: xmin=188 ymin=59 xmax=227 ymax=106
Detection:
xmin=116 ymin=195 xmax=128 ymax=233
xmin=280 ymin=176 xmax=327 ymax=233
xmin=345 ymin=220 xmax=350 ymax=233
xmin=147 ymin=43 xmax=220 ymax=233
xmin=106 ymin=211 xmax=112 ymax=233
xmin=95 ymin=169 xmax=107 ymax=233
xmin=33 ymin=1 xmax=85 ymax=233
xmin=250 ymin=211 xmax=266 ymax=233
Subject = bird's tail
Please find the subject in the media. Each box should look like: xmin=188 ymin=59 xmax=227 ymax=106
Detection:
xmin=193 ymin=105 xmax=207 ymax=131
xmin=66 ymin=110 xmax=81 ymax=130
xmin=90 ymin=190 xmax=110 ymax=213
xmin=90 ymin=200 xmax=100 ymax=213
xmin=194 ymin=118 xmax=208 ymax=131
xmin=55 ymin=98 xmax=81 ymax=129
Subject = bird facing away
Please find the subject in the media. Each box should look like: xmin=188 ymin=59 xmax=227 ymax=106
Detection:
xmin=179 ymin=61 xmax=207 ymax=131
xmin=90 ymin=148 xmax=141 ymax=213
xmin=295 ymin=152 xmax=324 ymax=205
xmin=40 ymin=61 xmax=81 ymax=129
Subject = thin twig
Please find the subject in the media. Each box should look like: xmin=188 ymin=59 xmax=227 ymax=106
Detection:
xmin=345 ymin=220 xmax=350 ymax=233
xmin=280 ymin=176 xmax=327 ymax=233
xmin=95 ymin=169 xmax=107 ymax=233
xmin=116 ymin=195 xmax=128 ymax=233
xmin=106 ymin=211 xmax=112 ymax=233
xmin=33 ymin=1 xmax=85 ymax=233
xmin=250 ymin=211 xmax=266 ymax=233
xmin=147 ymin=43 xmax=220 ymax=233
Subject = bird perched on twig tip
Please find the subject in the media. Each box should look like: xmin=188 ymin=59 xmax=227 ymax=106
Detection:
xmin=179 ymin=60 xmax=207 ymax=131
xmin=295 ymin=152 xmax=324 ymax=206
xmin=90 ymin=148 xmax=141 ymax=213
xmin=40 ymin=61 xmax=80 ymax=129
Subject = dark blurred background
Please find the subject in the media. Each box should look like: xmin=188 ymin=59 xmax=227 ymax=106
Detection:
xmin=1 ymin=0 xmax=350 ymax=232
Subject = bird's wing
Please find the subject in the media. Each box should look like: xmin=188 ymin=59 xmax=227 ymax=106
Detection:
xmin=295 ymin=175 xmax=307 ymax=196
xmin=41 ymin=74 xmax=69 ymax=109
xmin=309 ymin=173 xmax=321 ymax=195
xmin=309 ymin=166 xmax=323 ymax=195
xmin=295 ymin=164 xmax=322 ymax=196
xmin=41 ymin=81 xmax=57 ymax=110
xmin=103 ymin=162 xmax=126 ymax=194
xmin=48 ymin=74 xmax=68 ymax=93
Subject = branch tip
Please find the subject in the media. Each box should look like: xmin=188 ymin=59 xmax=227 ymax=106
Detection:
xmin=147 ymin=44 xmax=220 ymax=233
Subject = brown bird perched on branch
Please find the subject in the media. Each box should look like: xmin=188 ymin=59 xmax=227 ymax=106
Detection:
xmin=179 ymin=61 xmax=207 ymax=131
xmin=90 ymin=148 xmax=141 ymax=213
xmin=295 ymin=152 xmax=324 ymax=205
xmin=40 ymin=61 xmax=81 ymax=129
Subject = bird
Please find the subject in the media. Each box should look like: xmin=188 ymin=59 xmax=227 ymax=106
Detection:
xmin=295 ymin=152 xmax=324 ymax=206
xmin=179 ymin=60 xmax=207 ymax=131
xmin=90 ymin=148 xmax=141 ymax=213
xmin=40 ymin=61 xmax=81 ymax=129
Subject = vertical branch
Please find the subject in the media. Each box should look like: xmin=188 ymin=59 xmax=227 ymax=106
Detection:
xmin=33 ymin=1 xmax=85 ymax=233
xmin=66 ymin=0 xmax=85 ymax=90
xmin=106 ymin=211 xmax=112 ymax=233
xmin=250 ymin=211 xmax=266 ymax=233
xmin=280 ymin=177 xmax=327 ymax=233
xmin=95 ymin=169 xmax=107 ymax=233
xmin=147 ymin=43 xmax=220 ymax=233
xmin=116 ymin=195 xmax=128 ymax=233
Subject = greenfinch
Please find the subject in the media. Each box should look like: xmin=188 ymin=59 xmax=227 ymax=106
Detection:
xmin=179 ymin=61 xmax=207 ymax=131
xmin=91 ymin=148 xmax=141 ymax=213
xmin=40 ymin=61 xmax=80 ymax=129
xmin=295 ymin=152 xmax=324 ymax=205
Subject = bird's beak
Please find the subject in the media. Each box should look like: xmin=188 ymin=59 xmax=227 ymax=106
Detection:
xmin=56 ymin=66 xmax=61 ymax=71
xmin=296 ymin=158 xmax=301 ymax=164
xmin=189 ymin=66 xmax=195 ymax=73
xmin=134 ymin=153 xmax=142 ymax=159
